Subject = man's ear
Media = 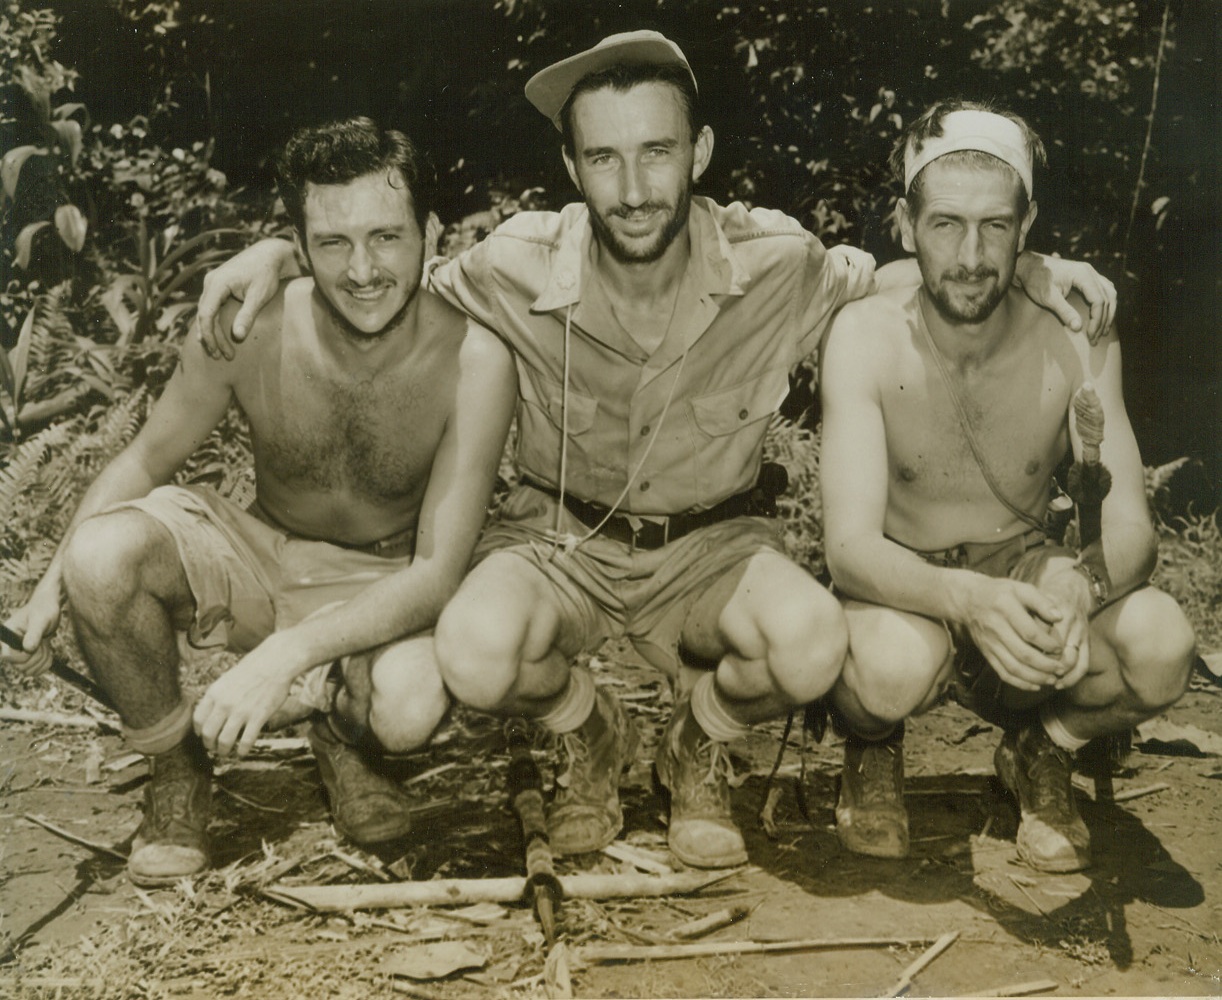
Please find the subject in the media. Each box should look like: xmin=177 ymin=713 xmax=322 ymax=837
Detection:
xmin=561 ymin=146 xmax=582 ymax=193
xmin=291 ymin=228 xmax=312 ymax=274
xmin=424 ymin=211 xmax=442 ymax=258
xmin=1017 ymin=199 xmax=1038 ymax=254
xmin=692 ymin=125 xmax=714 ymax=183
xmin=896 ymin=198 xmax=916 ymax=254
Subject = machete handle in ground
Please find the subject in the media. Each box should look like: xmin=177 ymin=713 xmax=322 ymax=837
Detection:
xmin=0 ymin=622 xmax=117 ymax=712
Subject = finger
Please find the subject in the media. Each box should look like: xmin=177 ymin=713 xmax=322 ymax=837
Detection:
xmin=195 ymin=315 xmax=220 ymax=360
xmin=1049 ymin=285 xmax=1082 ymax=332
xmin=236 ymin=718 xmax=263 ymax=758
xmin=1016 ymin=584 xmax=1064 ymax=628
xmin=215 ymin=715 xmax=246 ymax=758
xmin=230 ymin=298 xmax=260 ymax=347
xmin=193 ymin=699 xmax=220 ymax=752
xmin=982 ymin=645 xmax=1047 ymax=692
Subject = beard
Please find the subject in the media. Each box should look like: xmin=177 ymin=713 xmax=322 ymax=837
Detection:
xmin=924 ymin=265 xmax=1009 ymax=324
xmin=588 ymin=178 xmax=693 ymax=265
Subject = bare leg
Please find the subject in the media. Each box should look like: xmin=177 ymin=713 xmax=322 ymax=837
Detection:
xmin=61 ymin=509 xmax=196 ymax=728
xmin=437 ymin=552 xmax=636 ymax=855
xmin=60 ymin=508 xmax=209 ymax=885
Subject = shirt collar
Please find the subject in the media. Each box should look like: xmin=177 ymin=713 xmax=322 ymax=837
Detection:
xmin=531 ymin=196 xmax=749 ymax=313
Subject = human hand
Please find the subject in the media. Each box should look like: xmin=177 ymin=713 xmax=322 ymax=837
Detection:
xmin=1 ymin=585 xmax=62 ymax=677
xmin=960 ymin=577 xmax=1069 ymax=692
xmin=1041 ymin=568 xmax=1095 ymax=691
xmin=192 ymin=637 xmax=300 ymax=757
xmin=195 ymin=238 xmax=298 ymax=360
xmin=1015 ymin=252 xmax=1116 ymax=343
xmin=828 ymin=243 xmax=877 ymax=301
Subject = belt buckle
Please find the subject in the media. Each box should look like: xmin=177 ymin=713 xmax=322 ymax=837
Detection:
xmin=628 ymin=515 xmax=669 ymax=551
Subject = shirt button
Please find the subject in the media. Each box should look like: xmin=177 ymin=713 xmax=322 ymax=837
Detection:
xmin=738 ymin=408 xmax=749 ymax=420
xmin=640 ymin=425 xmax=650 ymax=436
xmin=639 ymin=481 xmax=651 ymax=492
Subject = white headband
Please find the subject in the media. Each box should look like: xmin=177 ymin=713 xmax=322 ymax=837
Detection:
xmin=903 ymin=109 xmax=1033 ymax=198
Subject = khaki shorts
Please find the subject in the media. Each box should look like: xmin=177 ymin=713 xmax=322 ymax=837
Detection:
xmin=904 ymin=527 xmax=1067 ymax=726
xmin=473 ymin=483 xmax=788 ymax=676
xmin=111 ymin=485 xmax=414 ymax=710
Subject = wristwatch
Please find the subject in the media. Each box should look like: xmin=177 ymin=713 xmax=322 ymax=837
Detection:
xmin=1071 ymin=560 xmax=1110 ymax=610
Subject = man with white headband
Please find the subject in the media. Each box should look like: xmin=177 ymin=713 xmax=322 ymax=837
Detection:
xmin=820 ymin=99 xmax=1195 ymax=871
xmin=194 ymin=43 xmax=1118 ymax=870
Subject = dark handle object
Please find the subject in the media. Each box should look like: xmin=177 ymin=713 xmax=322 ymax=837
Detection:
xmin=0 ymin=622 xmax=117 ymax=712
xmin=505 ymin=716 xmax=562 ymax=945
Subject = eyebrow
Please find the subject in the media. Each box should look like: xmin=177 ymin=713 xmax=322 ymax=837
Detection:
xmin=310 ymin=223 xmax=411 ymax=241
xmin=581 ymin=137 xmax=681 ymax=157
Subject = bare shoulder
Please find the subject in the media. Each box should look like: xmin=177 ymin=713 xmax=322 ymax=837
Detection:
xmin=827 ymin=283 xmax=915 ymax=352
xmin=234 ymin=278 xmax=293 ymax=351
xmin=418 ymin=289 xmax=513 ymax=376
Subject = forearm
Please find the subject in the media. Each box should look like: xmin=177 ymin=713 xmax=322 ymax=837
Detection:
xmin=1083 ymin=519 xmax=1158 ymax=608
xmin=268 ymin=560 xmax=459 ymax=675
xmin=827 ymin=534 xmax=977 ymax=623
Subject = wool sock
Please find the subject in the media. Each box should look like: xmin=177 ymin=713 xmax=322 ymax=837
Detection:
xmin=536 ymin=664 xmax=597 ymax=735
xmin=1040 ymin=701 xmax=1089 ymax=752
xmin=123 ymin=696 xmax=194 ymax=756
xmin=689 ymin=672 xmax=750 ymax=744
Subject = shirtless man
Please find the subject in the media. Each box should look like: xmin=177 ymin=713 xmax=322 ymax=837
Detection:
xmin=195 ymin=36 xmax=1116 ymax=872
xmin=1 ymin=118 xmax=516 ymax=885
xmin=820 ymin=100 xmax=1196 ymax=871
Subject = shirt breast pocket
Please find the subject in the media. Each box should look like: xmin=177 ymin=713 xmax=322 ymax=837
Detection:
xmin=689 ymin=367 xmax=791 ymax=438
xmin=518 ymin=367 xmax=598 ymax=435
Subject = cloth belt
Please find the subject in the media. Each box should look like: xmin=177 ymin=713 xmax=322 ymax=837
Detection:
xmin=247 ymin=498 xmax=415 ymax=559
xmin=521 ymin=477 xmax=761 ymax=550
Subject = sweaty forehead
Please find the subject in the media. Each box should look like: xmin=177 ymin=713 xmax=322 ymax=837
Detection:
xmin=570 ymin=81 xmax=689 ymax=144
xmin=914 ymin=157 xmax=1024 ymax=213
xmin=302 ymin=171 xmax=417 ymax=230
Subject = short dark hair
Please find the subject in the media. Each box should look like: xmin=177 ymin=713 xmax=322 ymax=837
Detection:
xmin=276 ymin=117 xmax=434 ymax=235
xmin=892 ymin=98 xmax=1046 ymax=216
xmin=559 ymin=62 xmax=700 ymax=155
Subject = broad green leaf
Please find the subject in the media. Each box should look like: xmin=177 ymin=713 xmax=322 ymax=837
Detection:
xmin=11 ymin=306 xmax=36 ymax=409
xmin=50 ymin=119 xmax=83 ymax=167
xmin=54 ymin=204 xmax=88 ymax=252
xmin=1 ymin=146 xmax=46 ymax=200
xmin=15 ymin=221 xmax=50 ymax=270
xmin=157 ymin=227 xmax=241 ymax=277
xmin=102 ymin=275 xmax=144 ymax=342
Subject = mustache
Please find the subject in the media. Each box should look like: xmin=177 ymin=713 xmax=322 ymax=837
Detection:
xmin=340 ymin=279 xmax=393 ymax=292
xmin=943 ymin=266 xmax=999 ymax=282
xmin=609 ymin=202 xmax=671 ymax=219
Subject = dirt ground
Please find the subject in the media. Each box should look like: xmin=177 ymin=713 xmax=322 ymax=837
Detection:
xmin=2 ymin=640 xmax=1220 ymax=999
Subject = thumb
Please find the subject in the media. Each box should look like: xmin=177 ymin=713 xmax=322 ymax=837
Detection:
xmin=1018 ymin=582 xmax=1064 ymax=626
xmin=231 ymin=299 xmax=259 ymax=343
xmin=1047 ymin=287 xmax=1083 ymax=332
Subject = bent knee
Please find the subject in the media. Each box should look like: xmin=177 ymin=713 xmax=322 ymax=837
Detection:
xmin=1111 ymin=591 xmax=1197 ymax=713
xmin=368 ymin=638 xmax=449 ymax=752
xmin=760 ymin=585 xmax=849 ymax=704
xmin=62 ymin=510 xmax=170 ymax=605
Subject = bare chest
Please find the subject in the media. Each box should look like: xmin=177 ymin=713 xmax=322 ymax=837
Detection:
xmin=882 ymin=357 xmax=1070 ymax=507
xmin=243 ymin=362 xmax=446 ymax=504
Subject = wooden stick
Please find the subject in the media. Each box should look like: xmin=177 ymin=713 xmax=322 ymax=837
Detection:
xmin=956 ymin=979 xmax=1059 ymax=997
xmin=22 ymin=812 xmax=128 ymax=862
xmin=577 ymin=935 xmax=935 ymax=965
xmin=883 ymin=930 xmax=960 ymax=996
xmin=1112 ymin=781 xmax=1170 ymax=802
xmin=0 ymin=707 xmax=105 ymax=729
xmin=668 ymin=904 xmax=751 ymax=940
xmin=266 ymin=869 xmax=737 ymax=912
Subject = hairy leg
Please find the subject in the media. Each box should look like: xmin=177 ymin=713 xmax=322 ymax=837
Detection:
xmin=680 ymin=551 xmax=848 ymax=726
xmin=833 ymin=601 xmax=953 ymax=739
xmin=61 ymin=509 xmax=195 ymax=729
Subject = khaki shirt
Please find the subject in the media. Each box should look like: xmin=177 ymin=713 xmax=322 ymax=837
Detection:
xmin=429 ymin=196 xmax=864 ymax=515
